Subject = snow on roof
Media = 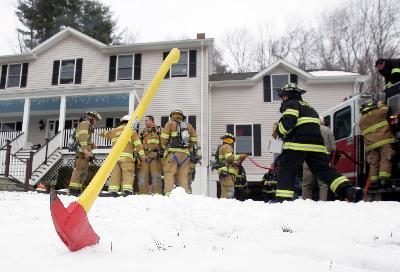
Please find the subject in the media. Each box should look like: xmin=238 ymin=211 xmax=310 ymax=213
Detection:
xmin=309 ymin=70 xmax=360 ymax=77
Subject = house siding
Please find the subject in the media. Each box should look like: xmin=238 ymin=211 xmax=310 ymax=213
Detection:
xmin=210 ymin=65 xmax=356 ymax=181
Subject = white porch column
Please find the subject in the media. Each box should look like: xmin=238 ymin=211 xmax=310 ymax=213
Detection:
xmin=128 ymin=91 xmax=135 ymax=115
xmin=22 ymin=97 xmax=31 ymax=146
xmin=58 ymin=96 xmax=66 ymax=146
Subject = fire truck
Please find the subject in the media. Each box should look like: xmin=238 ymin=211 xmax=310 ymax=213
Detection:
xmin=322 ymin=82 xmax=400 ymax=201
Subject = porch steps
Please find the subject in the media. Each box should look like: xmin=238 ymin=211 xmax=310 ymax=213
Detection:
xmin=29 ymin=151 xmax=63 ymax=186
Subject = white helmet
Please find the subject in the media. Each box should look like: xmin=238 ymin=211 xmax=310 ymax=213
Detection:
xmin=120 ymin=115 xmax=130 ymax=123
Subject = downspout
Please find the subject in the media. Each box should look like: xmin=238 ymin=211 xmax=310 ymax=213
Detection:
xmin=200 ymin=40 xmax=205 ymax=195
xmin=208 ymin=82 xmax=212 ymax=197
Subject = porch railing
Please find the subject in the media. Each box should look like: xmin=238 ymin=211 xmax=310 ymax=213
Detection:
xmin=62 ymin=127 xmax=112 ymax=149
xmin=31 ymin=132 xmax=62 ymax=174
xmin=0 ymin=131 xmax=22 ymax=149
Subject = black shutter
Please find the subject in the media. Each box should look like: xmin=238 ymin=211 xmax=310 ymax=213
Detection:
xmin=52 ymin=60 xmax=60 ymax=85
xmin=290 ymin=74 xmax=298 ymax=84
xmin=20 ymin=63 xmax=29 ymax=88
xmin=227 ymin=124 xmax=234 ymax=134
xmin=134 ymin=53 xmax=142 ymax=80
xmin=75 ymin=58 xmax=83 ymax=84
xmin=263 ymin=75 xmax=271 ymax=102
xmin=106 ymin=118 xmax=114 ymax=128
xmin=253 ymin=124 xmax=261 ymax=156
xmin=188 ymin=115 xmax=196 ymax=129
xmin=189 ymin=50 xmax=197 ymax=78
xmin=161 ymin=116 xmax=169 ymax=128
xmin=1 ymin=65 xmax=8 ymax=89
xmin=109 ymin=55 xmax=117 ymax=82
xmin=16 ymin=122 xmax=23 ymax=131
xmin=163 ymin=52 xmax=170 ymax=79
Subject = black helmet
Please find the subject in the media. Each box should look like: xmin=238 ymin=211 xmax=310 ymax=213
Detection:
xmin=277 ymin=83 xmax=306 ymax=98
xmin=360 ymin=101 xmax=377 ymax=114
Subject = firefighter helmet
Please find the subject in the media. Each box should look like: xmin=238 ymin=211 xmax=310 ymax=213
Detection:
xmin=360 ymin=101 xmax=377 ymax=114
xmin=277 ymin=83 xmax=306 ymax=98
xmin=170 ymin=109 xmax=186 ymax=119
xmin=220 ymin=133 xmax=236 ymax=141
xmin=120 ymin=115 xmax=130 ymax=123
xmin=85 ymin=110 xmax=102 ymax=121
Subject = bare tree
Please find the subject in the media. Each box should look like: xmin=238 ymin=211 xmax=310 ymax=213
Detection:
xmin=213 ymin=45 xmax=231 ymax=74
xmin=119 ymin=28 xmax=141 ymax=44
xmin=222 ymin=27 xmax=255 ymax=73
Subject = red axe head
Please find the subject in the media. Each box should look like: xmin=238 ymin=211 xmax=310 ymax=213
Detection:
xmin=50 ymin=190 xmax=100 ymax=252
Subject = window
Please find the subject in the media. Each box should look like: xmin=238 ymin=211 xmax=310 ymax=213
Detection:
xmin=161 ymin=116 xmax=169 ymax=128
xmin=226 ymin=124 xmax=262 ymax=156
xmin=323 ymin=115 xmax=331 ymax=128
xmin=333 ymin=106 xmax=352 ymax=140
xmin=65 ymin=119 xmax=79 ymax=129
xmin=1 ymin=122 xmax=16 ymax=131
xmin=60 ymin=59 xmax=76 ymax=84
xmin=7 ymin=64 xmax=22 ymax=88
xmin=271 ymin=74 xmax=289 ymax=101
xmin=171 ymin=51 xmax=188 ymax=77
xmin=106 ymin=117 xmax=121 ymax=128
xmin=188 ymin=115 xmax=196 ymax=130
xmin=117 ymin=55 xmax=133 ymax=80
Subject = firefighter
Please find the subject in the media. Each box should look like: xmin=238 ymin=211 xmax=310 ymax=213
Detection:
xmin=302 ymin=118 xmax=336 ymax=201
xmin=359 ymin=101 xmax=395 ymax=189
xmin=161 ymin=110 xmax=198 ymax=195
xmin=100 ymin=115 xmax=145 ymax=196
xmin=138 ymin=115 xmax=163 ymax=194
xmin=274 ymin=83 xmax=362 ymax=202
xmin=68 ymin=110 xmax=101 ymax=196
xmin=375 ymin=59 xmax=400 ymax=89
xmin=217 ymin=133 xmax=247 ymax=199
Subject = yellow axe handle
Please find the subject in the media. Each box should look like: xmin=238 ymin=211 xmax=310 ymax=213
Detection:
xmin=77 ymin=48 xmax=180 ymax=213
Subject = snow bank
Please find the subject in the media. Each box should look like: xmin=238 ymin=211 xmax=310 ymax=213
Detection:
xmin=1 ymin=189 xmax=400 ymax=272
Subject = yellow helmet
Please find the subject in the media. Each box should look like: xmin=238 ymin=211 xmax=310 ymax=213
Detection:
xmin=170 ymin=109 xmax=186 ymax=119
xmin=85 ymin=110 xmax=102 ymax=121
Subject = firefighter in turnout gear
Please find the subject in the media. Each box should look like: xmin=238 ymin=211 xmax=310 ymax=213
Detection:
xmin=138 ymin=115 xmax=163 ymax=194
xmin=100 ymin=115 xmax=145 ymax=196
xmin=217 ymin=133 xmax=247 ymax=199
xmin=376 ymin=59 xmax=400 ymax=89
xmin=68 ymin=110 xmax=101 ymax=196
xmin=274 ymin=83 xmax=362 ymax=202
xmin=161 ymin=110 xmax=198 ymax=195
xmin=359 ymin=101 xmax=395 ymax=189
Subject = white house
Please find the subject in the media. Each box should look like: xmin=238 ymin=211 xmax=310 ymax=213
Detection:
xmin=0 ymin=28 xmax=368 ymax=196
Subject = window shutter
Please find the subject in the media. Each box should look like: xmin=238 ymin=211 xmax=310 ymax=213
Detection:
xmin=52 ymin=60 xmax=60 ymax=85
xmin=133 ymin=53 xmax=142 ymax=80
xmin=163 ymin=52 xmax=170 ymax=79
xmin=20 ymin=63 xmax=29 ymax=88
xmin=189 ymin=50 xmax=197 ymax=78
xmin=290 ymin=74 xmax=298 ymax=84
xmin=161 ymin=116 xmax=169 ymax=128
xmin=188 ymin=115 xmax=196 ymax=129
xmin=253 ymin=124 xmax=261 ymax=156
xmin=227 ymin=124 xmax=234 ymax=134
xmin=75 ymin=58 xmax=83 ymax=84
xmin=0 ymin=65 xmax=8 ymax=89
xmin=16 ymin=122 xmax=23 ymax=131
xmin=263 ymin=75 xmax=271 ymax=102
xmin=109 ymin=55 xmax=117 ymax=82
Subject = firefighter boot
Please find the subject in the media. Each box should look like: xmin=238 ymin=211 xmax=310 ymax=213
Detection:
xmin=344 ymin=186 xmax=363 ymax=202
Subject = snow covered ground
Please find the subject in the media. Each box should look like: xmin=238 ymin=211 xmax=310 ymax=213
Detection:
xmin=1 ymin=189 xmax=400 ymax=272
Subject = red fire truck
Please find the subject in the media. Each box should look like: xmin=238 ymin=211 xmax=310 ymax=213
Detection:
xmin=322 ymin=83 xmax=400 ymax=201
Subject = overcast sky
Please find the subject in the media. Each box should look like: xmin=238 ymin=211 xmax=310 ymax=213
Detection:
xmin=0 ymin=0 xmax=346 ymax=55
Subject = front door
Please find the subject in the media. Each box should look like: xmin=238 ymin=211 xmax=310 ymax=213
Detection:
xmin=47 ymin=120 xmax=59 ymax=139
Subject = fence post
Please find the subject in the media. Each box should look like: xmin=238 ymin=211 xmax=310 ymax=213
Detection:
xmin=4 ymin=140 xmax=11 ymax=177
xmin=44 ymin=138 xmax=49 ymax=164
xmin=24 ymin=151 xmax=34 ymax=192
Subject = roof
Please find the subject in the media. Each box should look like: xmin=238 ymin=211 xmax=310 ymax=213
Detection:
xmin=210 ymin=60 xmax=369 ymax=87
xmin=0 ymin=27 xmax=213 ymax=63
xmin=209 ymin=72 xmax=258 ymax=81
